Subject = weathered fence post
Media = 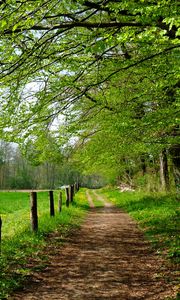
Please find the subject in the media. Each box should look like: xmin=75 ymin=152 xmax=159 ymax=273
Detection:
xmin=49 ymin=191 xmax=55 ymax=216
xmin=58 ymin=191 xmax=62 ymax=213
xmin=65 ymin=187 xmax=70 ymax=207
xmin=30 ymin=192 xmax=38 ymax=232
xmin=70 ymin=185 xmax=74 ymax=202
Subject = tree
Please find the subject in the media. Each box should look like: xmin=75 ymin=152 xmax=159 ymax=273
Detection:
xmin=0 ymin=1 xmax=179 ymax=189
xmin=159 ymin=149 xmax=170 ymax=191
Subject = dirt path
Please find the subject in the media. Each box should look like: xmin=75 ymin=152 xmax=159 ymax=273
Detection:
xmin=9 ymin=191 xmax=176 ymax=300
xmin=92 ymin=190 xmax=113 ymax=207
xmin=86 ymin=190 xmax=95 ymax=208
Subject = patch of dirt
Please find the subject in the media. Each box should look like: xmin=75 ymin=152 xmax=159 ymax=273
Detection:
xmin=92 ymin=190 xmax=113 ymax=207
xmin=86 ymin=190 xmax=95 ymax=208
xmin=8 ymin=192 xmax=177 ymax=299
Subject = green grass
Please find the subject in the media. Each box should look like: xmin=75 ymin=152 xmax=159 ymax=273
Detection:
xmin=0 ymin=189 xmax=89 ymax=299
xmin=100 ymin=188 xmax=180 ymax=264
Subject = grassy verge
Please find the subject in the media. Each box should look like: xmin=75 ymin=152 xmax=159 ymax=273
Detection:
xmin=0 ymin=189 xmax=89 ymax=299
xmin=100 ymin=188 xmax=180 ymax=264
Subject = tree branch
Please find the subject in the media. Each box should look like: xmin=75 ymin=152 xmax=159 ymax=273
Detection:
xmin=84 ymin=44 xmax=180 ymax=90
xmin=3 ymin=21 xmax=143 ymax=34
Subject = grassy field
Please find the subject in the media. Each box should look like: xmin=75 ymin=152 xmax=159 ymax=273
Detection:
xmin=100 ymin=188 xmax=180 ymax=265
xmin=0 ymin=189 xmax=89 ymax=299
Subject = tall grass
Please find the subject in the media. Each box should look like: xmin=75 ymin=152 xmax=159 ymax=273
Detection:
xmin=0 ymin=189 xmax=89 ymax=299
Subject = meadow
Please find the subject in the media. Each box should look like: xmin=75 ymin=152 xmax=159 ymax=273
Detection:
xmin=0 ymin=189 xmax=89 ymax=299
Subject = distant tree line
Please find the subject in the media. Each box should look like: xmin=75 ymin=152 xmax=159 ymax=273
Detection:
xmin=0 ymin=140 xmax=80 ymax=189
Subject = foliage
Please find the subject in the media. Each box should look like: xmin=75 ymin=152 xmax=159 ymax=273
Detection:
xmin=0 ymin=189 xmax=89 ymax=298
xmin=0 ymin=0 xmax=179 ymax=187
xmin=0 ymin=140 xmax=82 ymax=189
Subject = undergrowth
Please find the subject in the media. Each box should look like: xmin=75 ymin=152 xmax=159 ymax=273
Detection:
xmin=0 ymin=189 xmax=89 ymax=299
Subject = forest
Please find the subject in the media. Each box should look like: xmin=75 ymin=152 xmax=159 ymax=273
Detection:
xmin=0 ymin=0 xmax=179 ymax=190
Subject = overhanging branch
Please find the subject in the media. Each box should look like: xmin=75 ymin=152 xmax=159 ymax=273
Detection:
xmin=3 ymin=21 xmax=143 ymax=34
xmin=84 ymin=44 xmax=180 ymax=90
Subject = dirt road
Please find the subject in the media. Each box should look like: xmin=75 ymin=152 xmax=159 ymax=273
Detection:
xmin=9 ymin=190 xmax=176 ymax=300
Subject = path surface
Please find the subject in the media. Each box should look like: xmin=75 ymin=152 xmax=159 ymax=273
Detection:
xmin=9 ymin=190 xmax=176 ymax=300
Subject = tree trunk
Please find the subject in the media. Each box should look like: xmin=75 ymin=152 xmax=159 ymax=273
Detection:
xmin=140 ymin=156 xmax=146 ymax=176
xmin=169 ymin=144 xmax=180 ymax=194
xmin=159 ymin=149 xmax=170 ymax=191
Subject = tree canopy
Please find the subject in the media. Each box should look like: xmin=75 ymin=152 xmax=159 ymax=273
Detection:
xmin=0 ymin=0 xmax=179 ymax=185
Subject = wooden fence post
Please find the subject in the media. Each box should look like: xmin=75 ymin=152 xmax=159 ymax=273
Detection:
xmin=58 ymin=191 xmax=62 ymax=213
xmin=49 ymin=191 xmax=55 ymax=216
xmin=30 ymin=192 xmax=38 ymax=232
xmin=65 ymin=187 xmax=70 ymax=207
xmin=70 ymin=185 xmax=74 ymax=202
